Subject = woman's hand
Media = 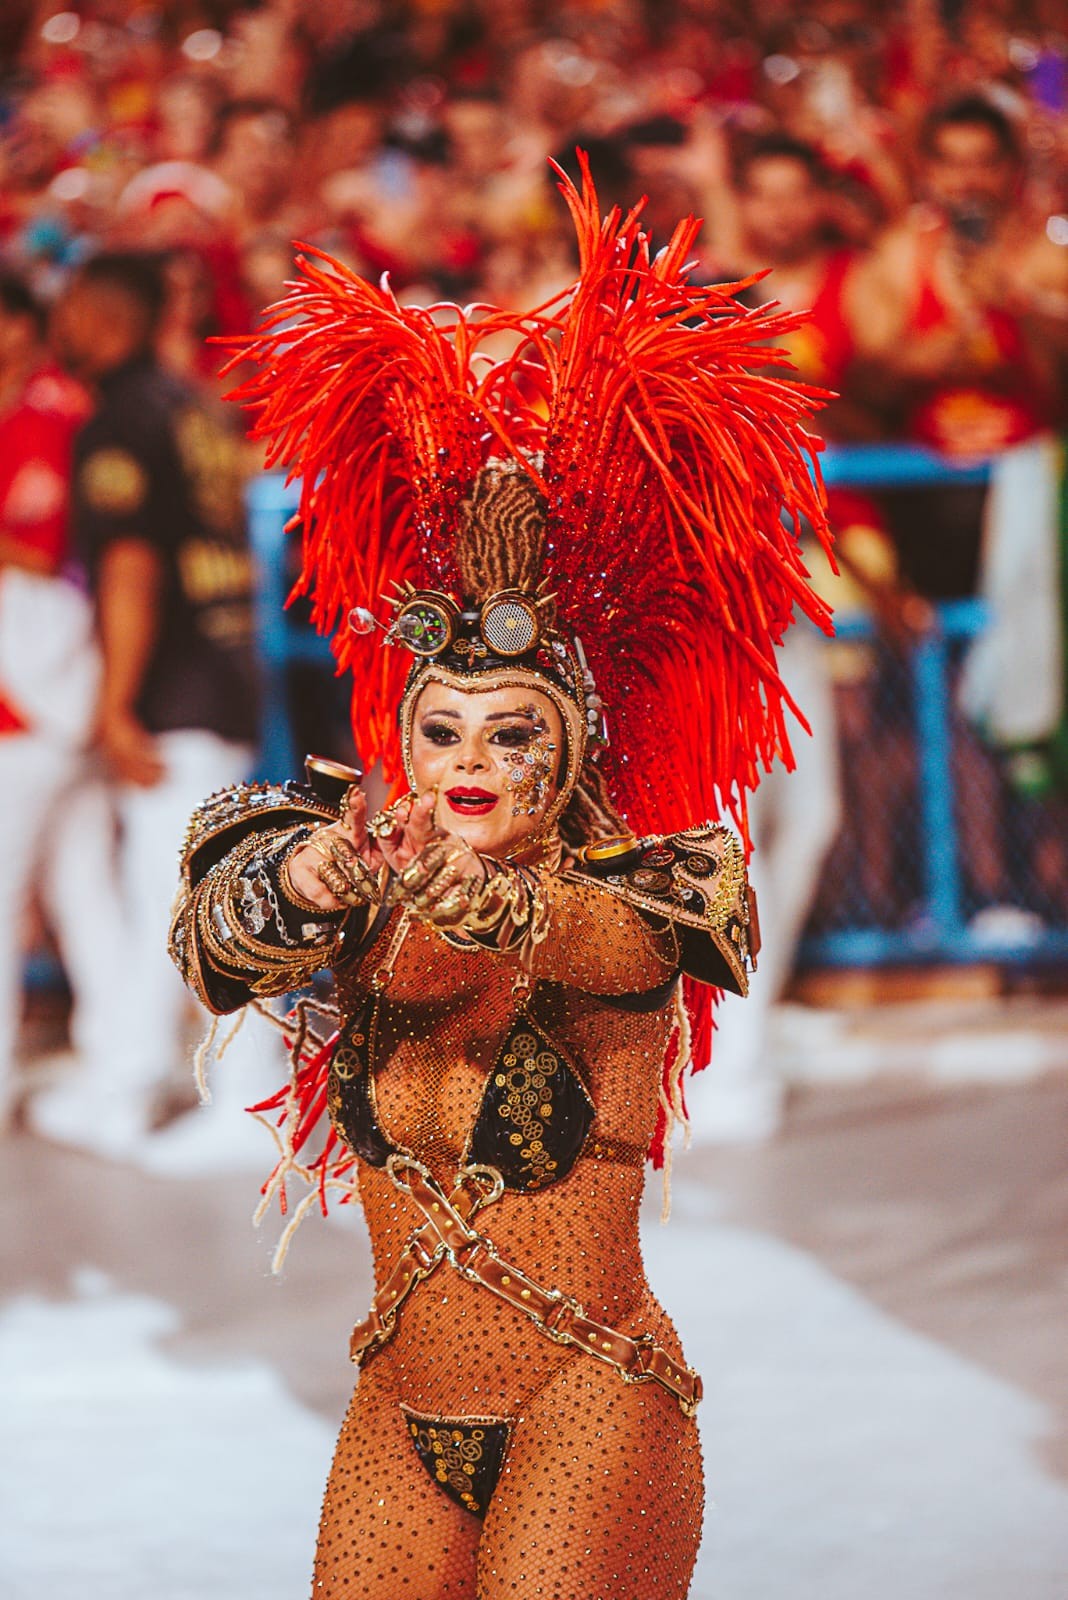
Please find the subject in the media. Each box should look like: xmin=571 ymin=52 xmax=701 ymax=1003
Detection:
xmin=379 ymin=792 xmax=488 ymax=927
xmin=285 ymin=787 xmax=384 ymax=911
xmin=287 ymin=787 xmax=487 ymax=924
xmin=374 ymin=790 xmax=435 ymax=873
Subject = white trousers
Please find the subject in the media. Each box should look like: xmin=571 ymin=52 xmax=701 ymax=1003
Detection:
xmin=115 ymin=729 xmax=253 ymax=1087
xmin=0 ymin=734 xmax=131 ymax=1092
xmin=689 ymin=627 xmax=842 ymax=1121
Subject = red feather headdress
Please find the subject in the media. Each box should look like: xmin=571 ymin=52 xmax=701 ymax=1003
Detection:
xmin=228 ymin=156 xmax=833 ymax=839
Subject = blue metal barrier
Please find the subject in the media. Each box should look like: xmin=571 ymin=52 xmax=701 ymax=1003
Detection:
xmin=801 ymin=600 xmax=1068 ymax=967
xmin=820 ymin=441 xmax=991 ymax=489
xmin=808 ymin=602 xmax=990 ymax=959
xmin=247 ymin=474 xmax=331 ymax=780
xmin=247 ymin=445 xmax=1068 ymax=970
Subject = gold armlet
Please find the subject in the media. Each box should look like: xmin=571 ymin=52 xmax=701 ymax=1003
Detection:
xmin=170 ymin=876 xmax=255 ymax=1014
xmin=197 ymin=829 xmax=342 ymax=988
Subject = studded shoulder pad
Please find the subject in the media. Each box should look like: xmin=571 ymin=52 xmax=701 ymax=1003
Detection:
xmin=567 ymin=824 xmax=753 ymax=995
xmin=179 ymin=781 xmax=338 ymax=889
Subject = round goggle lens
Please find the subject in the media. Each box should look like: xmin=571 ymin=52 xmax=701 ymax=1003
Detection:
xmin=481 ymin=597 xmax=538 ymax=656
xmin=394 ymin=600 xmax=453 ymax=656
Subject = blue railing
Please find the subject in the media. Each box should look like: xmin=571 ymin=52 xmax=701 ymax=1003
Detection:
xmin=247 ymin=474 xmax=334 ymax=780
xmin=797 ymin=598 xmax=1068 ymax=967
xmin=247 ymin=446 xmax=1068 ymax=969
xmin=819 ymin=441 xmax=991 ymax=489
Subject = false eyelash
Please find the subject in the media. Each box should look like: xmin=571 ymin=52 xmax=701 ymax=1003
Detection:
xmin=421 ymin=722 xmax=460 ymax=745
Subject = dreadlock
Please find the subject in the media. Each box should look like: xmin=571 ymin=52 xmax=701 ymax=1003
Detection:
xmin=454 ymin=458 xmax=546 ymax=600
xmin=454 ymin=458 xmax=627 ymax=849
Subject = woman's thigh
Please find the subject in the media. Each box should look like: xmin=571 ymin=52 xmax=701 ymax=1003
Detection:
xmin=477 ymin=1356 xmax=704 ymax=1600
xmin=312 ymin=1356 xmax=482 ymax=1599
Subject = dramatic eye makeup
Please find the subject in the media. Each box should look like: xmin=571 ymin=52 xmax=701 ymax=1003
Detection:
xmin=418 ymin=707 xmax=539 ymax=750
xmin=488 ymin=715 xmax=537 ymax=749
xmin=415 ymin=702 xmax=559 ymax=820
xmin=419 ymin=717 xmax=461 ymax=746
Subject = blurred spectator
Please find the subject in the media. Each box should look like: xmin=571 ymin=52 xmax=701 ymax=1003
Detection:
xmin=852 ymin=92 xmax=1067 ymax=921
xmin=211 ymin=97 xmax=299 ymax=248
xmin=854 ymin=95 xmax=1064 ymax=595
xmin=41 ymin=250 xmax=260 ymax=1155
xmin=702 ymin=133 xmax=866 ymax=395
xmin=687 ymin=134 xmax=853 ymax=1139
xmin=856 ymin=96 xmax=1063 ymax=455
xmin=0 ymin=270 xmax=135 ymax=1135
xmin=152 ymin=72 xmax=222 ymax=166
xmin=688 ymin=620 xmax=843 ymax=1142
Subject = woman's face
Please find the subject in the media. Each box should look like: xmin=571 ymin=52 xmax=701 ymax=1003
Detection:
xmin=410 ymin=681 xmax=566 ymax=857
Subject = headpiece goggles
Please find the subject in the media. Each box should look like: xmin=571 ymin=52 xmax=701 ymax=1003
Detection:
xmin=388 ymin=588 xmax=551 ymax=662
xmin=348 ymin=584 xmax=608 ymax=752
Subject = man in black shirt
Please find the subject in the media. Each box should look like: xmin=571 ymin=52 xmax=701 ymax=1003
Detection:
xmin=59 ymin=254 xmax=258 ymax=774
xmin=46 ymin=252 xmax=260 ymax=1153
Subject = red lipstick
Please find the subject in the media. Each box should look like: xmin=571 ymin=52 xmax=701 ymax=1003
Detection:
xmin=445 ymin=786 xmax=499 ymax=817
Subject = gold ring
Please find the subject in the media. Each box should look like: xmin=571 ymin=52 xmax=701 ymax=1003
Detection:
xmin=317 ymin=861 xmax=351 ymax=899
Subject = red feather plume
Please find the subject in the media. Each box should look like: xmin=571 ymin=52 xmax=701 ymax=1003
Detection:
xmin=525 ymin=165 xmax=834 ymax=836
xmin=224 ymin=254 xmax=544 ymax=783
xmin=226 ymin=154 xmax=833 ymax=836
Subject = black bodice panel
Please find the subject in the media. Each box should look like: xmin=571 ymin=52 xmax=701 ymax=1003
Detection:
xmin=328 ymin=1003 xmax=594 ymax=1192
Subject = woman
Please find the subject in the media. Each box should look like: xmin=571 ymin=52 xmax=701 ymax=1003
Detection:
xmin=170 ymin=163 xmax=831 ymax=1597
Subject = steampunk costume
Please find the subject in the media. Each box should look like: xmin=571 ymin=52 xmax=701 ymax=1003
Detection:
xmin=170 ymin=162 xmax=831 ymax=1597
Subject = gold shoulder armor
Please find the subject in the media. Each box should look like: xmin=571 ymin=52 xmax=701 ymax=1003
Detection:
xmin=568 ymin=825 xmax=754 ymax=995
xmin=179 ymin=780 xmax=338 ymax=889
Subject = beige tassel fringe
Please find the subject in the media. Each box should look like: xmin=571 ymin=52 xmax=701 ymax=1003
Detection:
xmin=657 ymin=986 xmax=695 ymax=1224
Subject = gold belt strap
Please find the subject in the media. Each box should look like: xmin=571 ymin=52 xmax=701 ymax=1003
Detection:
xmin=350 ymin=1156 xmax=702 ymax=1418
xmin=348 ymin=1173 xmax=489 ymax=1366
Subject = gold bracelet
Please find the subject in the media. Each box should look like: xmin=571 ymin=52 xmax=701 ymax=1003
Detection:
xmin=279 ymin=838 xmax=332 ymax=914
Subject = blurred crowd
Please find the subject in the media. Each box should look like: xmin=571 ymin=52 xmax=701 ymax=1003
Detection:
xmin=1 ymin=0 xmax=1066 ymax=547
xmin=2 ymin=0 xmax=1068 ymax=1156
xmin=3 ymin=1 xmax=1068 ymax=601
xmin=1 ymin=1 xmax=1067 ymax=427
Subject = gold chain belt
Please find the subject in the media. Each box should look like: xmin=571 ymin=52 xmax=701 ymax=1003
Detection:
xmin=348 ymin=1154 xmax=702 ymax=1418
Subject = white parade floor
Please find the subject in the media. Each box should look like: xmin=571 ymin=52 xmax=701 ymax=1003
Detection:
xmin=3 ymin=1006 xmax=1067 ymax=1599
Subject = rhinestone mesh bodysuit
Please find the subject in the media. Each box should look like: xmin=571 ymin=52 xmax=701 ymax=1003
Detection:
xmin=313 ymin=874 xmax=705 ymax=1599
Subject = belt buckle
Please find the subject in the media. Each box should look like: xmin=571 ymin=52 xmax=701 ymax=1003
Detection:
xmin=679 ymin=1369 xmax=704 ymax=1417
xmin=408 ymin=1234 xmax=442 ymax=1274
xmin=456 ymin=1162 xmax=505 ymax=1209
xmin=541 ymin=1291 xmax=582 ymax=1345
xmin=449 ymin=1233 xmax=489 ymax=1278
xmin=386 ymin=1151 xmax=435 ymax=1192
xmin=348 ymin=1317 xmax=384 ymax=1365
xmin=621 ymin=1332 xmax=656 ymax=1384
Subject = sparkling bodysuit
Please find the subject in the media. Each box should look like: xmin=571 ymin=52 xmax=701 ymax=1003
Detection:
xmin=171 ymin=786 xmax=751 ymax=1600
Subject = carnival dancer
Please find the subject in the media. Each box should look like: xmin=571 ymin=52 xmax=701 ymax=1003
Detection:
xmin=169 ymin=161 xmax=832 ymax=1597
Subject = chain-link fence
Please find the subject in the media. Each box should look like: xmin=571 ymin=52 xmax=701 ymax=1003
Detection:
xmin=803 ymin=607 xmax=1068 ymax=966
